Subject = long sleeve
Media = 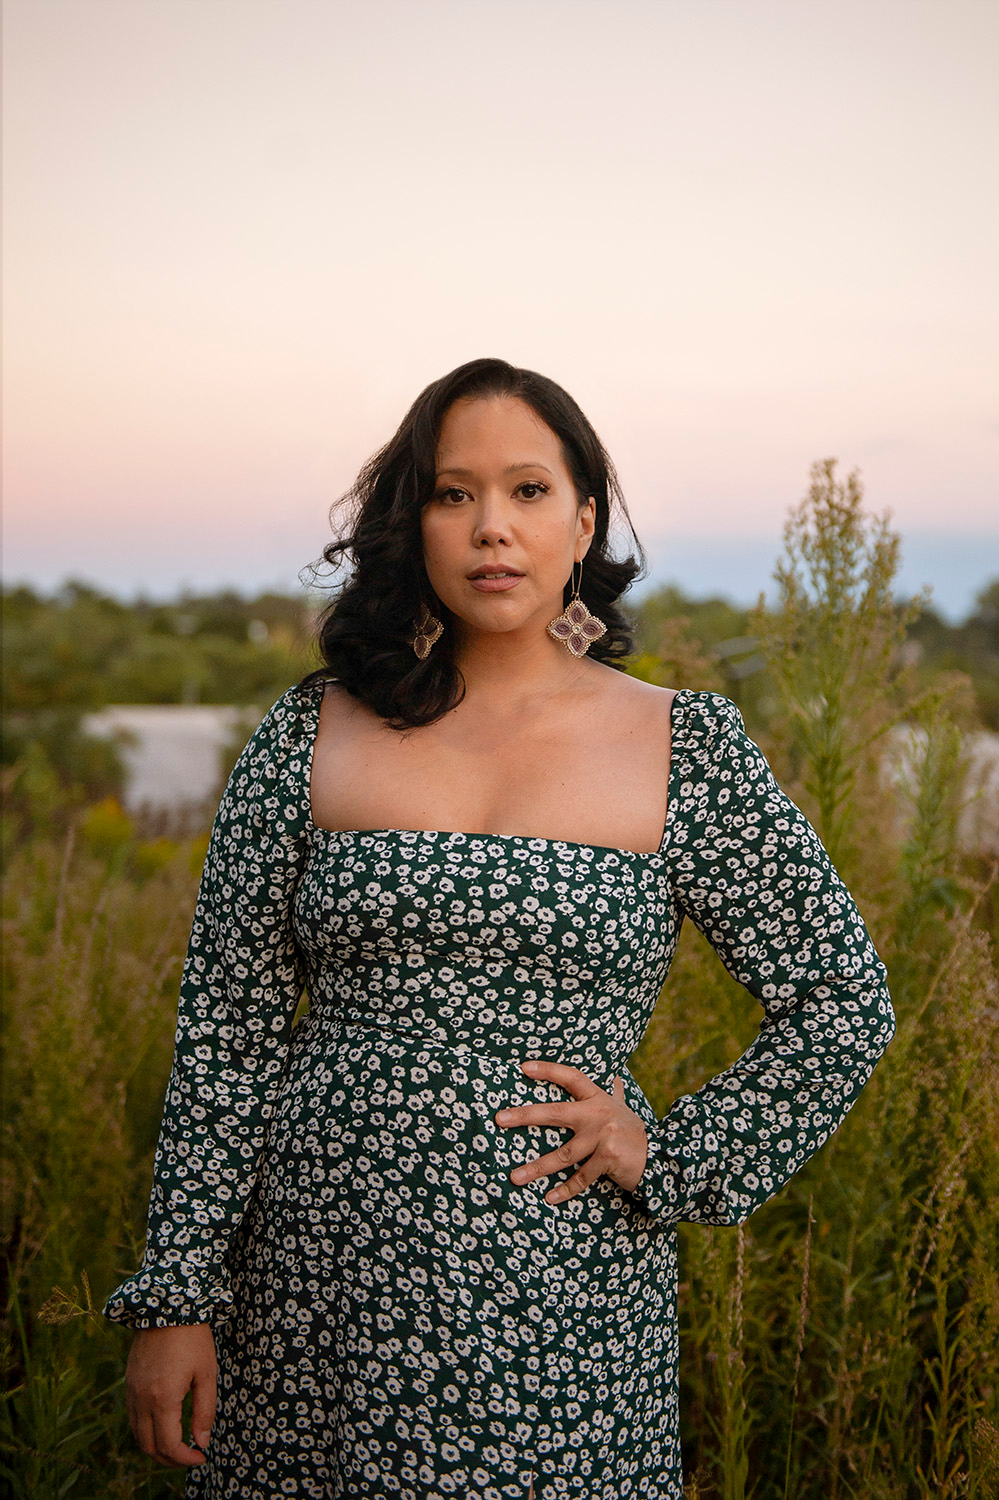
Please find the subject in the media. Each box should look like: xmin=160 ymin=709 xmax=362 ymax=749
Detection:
xmin=630 ymin=692 xmax=895 ymax=1228
xmin=103 ymin=684 xmax=316 ymax=1328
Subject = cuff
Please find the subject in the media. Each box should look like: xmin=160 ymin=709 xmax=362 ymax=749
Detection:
xmin=102 ymin=1263 xmax=232 ymax=1329
xmin=626 ymin=1132 xmax=686 ymax=1224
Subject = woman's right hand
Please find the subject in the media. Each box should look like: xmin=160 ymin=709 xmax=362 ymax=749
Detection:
xmin=125 ymin=1322 xmax=218 ymax=1467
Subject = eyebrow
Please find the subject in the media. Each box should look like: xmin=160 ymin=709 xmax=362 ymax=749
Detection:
xmin=435 ymin=463 xmax=555 ymax=478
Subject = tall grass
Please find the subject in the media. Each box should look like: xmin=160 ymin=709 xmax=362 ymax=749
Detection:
xmin=2 ymin=462 xmax=997 ymax=1497
xmin=1 ymin=816 xmax=206 ymax=1496
xmin=636 ymin=463 xmax=999 ymax=1498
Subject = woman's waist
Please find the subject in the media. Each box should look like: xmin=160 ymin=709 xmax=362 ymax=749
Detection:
xmin=291 ymin=1002 xmax=631 ymax=1084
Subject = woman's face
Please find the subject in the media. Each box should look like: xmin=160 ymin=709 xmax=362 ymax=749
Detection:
xmin=420 ymin=395 xmax=596 ymax=646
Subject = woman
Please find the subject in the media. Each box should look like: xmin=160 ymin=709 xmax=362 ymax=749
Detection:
xmin=106 ymin=357 xmax=895 ymax=1499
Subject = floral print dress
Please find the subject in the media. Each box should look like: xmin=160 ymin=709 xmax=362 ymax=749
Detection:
xmin=104 ymin=680 xmax=894 ymax=1500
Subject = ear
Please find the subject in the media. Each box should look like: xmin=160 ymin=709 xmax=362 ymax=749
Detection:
xmin=575 ymin=496 xmax=597 ymax=560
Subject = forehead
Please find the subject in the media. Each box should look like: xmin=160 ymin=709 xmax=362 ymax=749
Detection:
xmin=436 ymin=395 xmax=564 ymax=471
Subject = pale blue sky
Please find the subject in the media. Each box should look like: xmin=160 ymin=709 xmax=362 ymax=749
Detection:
xmin=3 ymin=0 xmax=997 ymax=617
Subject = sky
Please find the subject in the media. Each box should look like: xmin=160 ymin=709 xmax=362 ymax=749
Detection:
xmin=3 ymin=0 xmax=997 ymax=620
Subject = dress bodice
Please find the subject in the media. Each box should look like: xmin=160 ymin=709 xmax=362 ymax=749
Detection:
xmin=294 ymin=827 xmax=680 ymax=1077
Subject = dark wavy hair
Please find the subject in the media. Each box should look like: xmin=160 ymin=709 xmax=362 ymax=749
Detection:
xmin=299 ymin=357 xmax=647 ymax=728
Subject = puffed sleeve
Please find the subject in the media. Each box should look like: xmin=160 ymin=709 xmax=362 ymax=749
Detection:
xmin=630 ymin=691 xmax=895 ymax=1228
xmin=102 ymin=682 xmax=318 ymax=1327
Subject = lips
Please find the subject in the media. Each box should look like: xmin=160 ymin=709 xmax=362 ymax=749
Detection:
xmin=467 ymin=566 xmax=525 ymax=592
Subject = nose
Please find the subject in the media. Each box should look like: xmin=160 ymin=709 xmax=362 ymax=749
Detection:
xmin=471 ymin=492 xmax=513 ymax=549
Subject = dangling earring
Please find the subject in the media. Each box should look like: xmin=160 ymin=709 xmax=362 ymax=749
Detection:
xmin=546 ymin=559 xmax=607 ymax=657
xmin=410 ymin=601 xmax=443 ymax=660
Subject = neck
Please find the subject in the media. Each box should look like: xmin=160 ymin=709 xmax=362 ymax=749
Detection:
xmin=451 ymin=622 xmax=594 ymax=714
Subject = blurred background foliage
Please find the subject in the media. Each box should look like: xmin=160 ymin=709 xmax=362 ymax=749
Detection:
xmin=1 ymin=581 xmax=319 ymax=716
xmin=1 ymin=466 xmax=997 ymax=1496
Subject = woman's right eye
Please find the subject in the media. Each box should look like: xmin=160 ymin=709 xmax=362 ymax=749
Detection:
xmin=436 ymin=486 xmax=467 ymax=503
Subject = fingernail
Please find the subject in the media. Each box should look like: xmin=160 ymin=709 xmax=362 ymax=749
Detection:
xmin=511 ymin=1168 xmax=528 ymax=1183
xmin=496 ymin=1110 xmax=511 ymax=1122
xmin=522 ymin=1060 xmax=539 ymax=1073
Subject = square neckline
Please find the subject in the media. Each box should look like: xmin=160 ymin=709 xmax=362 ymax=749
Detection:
xmin=300 ymin=678 xmax=692 ymax=862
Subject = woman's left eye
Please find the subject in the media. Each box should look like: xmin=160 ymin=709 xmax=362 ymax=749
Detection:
xmin=518 ymin=482 xmax=549 ymax=499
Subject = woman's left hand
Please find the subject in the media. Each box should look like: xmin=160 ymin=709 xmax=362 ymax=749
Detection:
xmin=495 ymin=1059 xmax=649 ymax=1204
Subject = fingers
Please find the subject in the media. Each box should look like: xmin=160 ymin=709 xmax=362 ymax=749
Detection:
xmin=151 ymin=1408 xmax=209 ymax=1468
xmin=495 ymin=1059 xmax=607 ymax=1129
xmin=495 ymin=1066 xmax=611 ymax=1138
xmin=520 ymin=1058 xmax=600 ymax=1097
xmin=497 ymin=1067 xmax=647 ymax=1205
xmin=545 ymin=1160 xmax=603 ymax=1204
xmin=495 ymin=1100 xmax=574 ymax=1127
xmin=496 ymin=1061 xmax=608 ymax=1204
xmin=128 ymin=1400 xmax=159 ymax=1466
xmin=191 ymin=1357 xmax=218 ymax=1454
xmin=512 ymin=1141 xmax=602 ymax=1204
xmin=509 ymin=1134 xmax=593 ymax=1186
xmin=130 ymin=1388 xmax=208 ymax=1468
xmin=130 ymin=1394 xmax=207 ymax=1467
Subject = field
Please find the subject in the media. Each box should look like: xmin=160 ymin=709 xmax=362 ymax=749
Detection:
xmin=2 ymin=464 xmax=998 ymax=1498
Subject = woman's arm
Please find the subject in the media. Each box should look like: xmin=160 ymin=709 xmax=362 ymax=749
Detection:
xmin=103 ymin=683 xmax=315 ymax=1327
xmin=629 ymin=692 xmax=895 ymax=1227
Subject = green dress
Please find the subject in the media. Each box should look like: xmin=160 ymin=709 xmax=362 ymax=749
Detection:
xmin=104 ymin=680 xmax=894 ymax=1499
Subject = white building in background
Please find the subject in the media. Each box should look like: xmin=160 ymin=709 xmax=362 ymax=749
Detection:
xmin=82 ymin=704 xmax=264 ymax=829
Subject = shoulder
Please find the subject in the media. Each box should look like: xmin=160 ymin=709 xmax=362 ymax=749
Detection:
xmin=232 ymin=676 xmax=328 ymax=784
xmin=673 ymin=689 xmax=747 ymax=742
xmin=584 ymin=665 xmax=679 ymax=732
xmin=582 ymin=672 xmax=754 ymax=756
xmin=667 ymin=690 xmax=777 ymax=787
xmin=211 ymin=680 xmax=329 ymax=842
xmin=256 ymin=676 xmax=326 ymax=739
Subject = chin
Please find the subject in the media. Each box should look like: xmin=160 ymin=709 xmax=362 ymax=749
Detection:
xmin=454 ymin=608 xmax=537 ymax=637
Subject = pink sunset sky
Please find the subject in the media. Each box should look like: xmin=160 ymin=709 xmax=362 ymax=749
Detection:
xmin=3 ymin=0 xmax=997 ymax=618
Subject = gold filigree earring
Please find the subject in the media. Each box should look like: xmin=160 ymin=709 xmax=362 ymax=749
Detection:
xmin=411 ymin=601 xmax=443 ymax=660
xmin=546 ymin=559 xmax=606 ymax=657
